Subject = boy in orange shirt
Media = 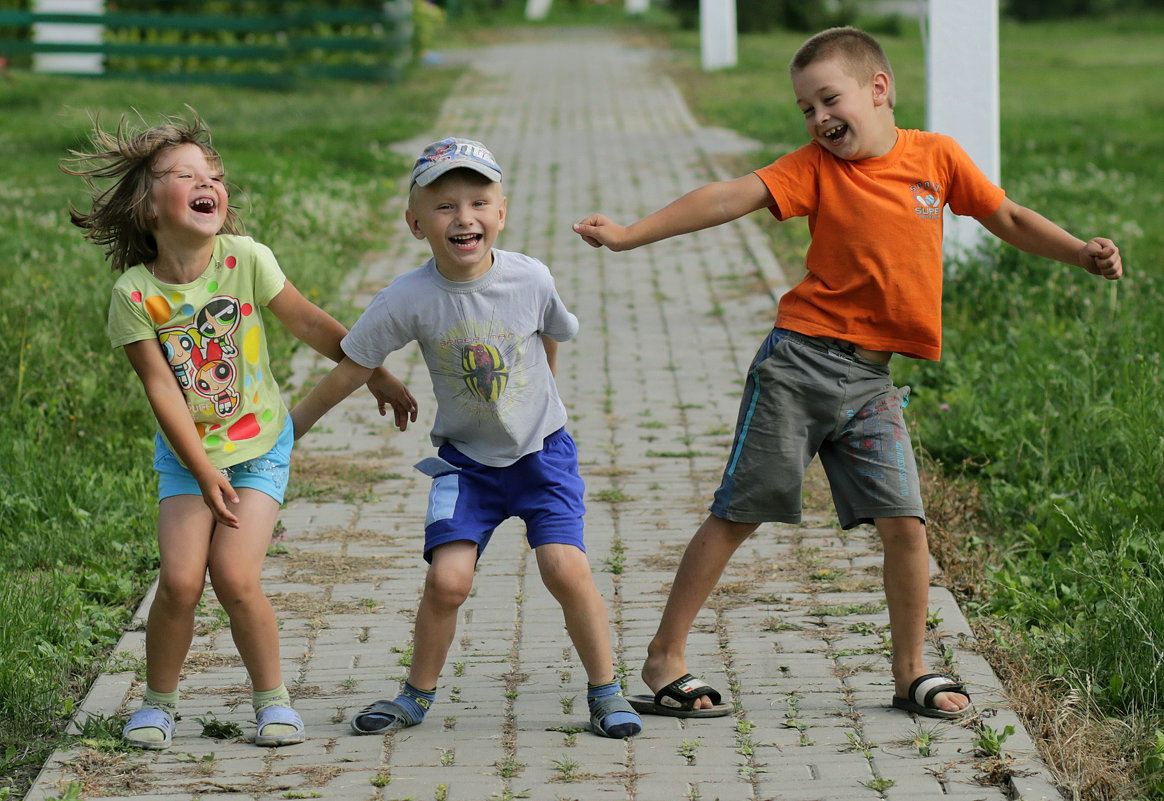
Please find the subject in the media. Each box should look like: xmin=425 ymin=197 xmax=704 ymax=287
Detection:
xmin=574 ymin=26 xmax=1122 ymax=719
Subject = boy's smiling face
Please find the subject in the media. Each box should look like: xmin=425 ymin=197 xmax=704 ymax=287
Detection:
xmin=792 ymin=56 xmax=896 ymax=161
xmin=406 ymin=169 xmax=507 ymax=281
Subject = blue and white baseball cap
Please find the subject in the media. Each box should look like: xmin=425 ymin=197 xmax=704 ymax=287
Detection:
xmin=410 ymin=137 xmax=502 ymax=188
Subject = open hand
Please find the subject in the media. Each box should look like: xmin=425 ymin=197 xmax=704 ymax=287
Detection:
xmin=370 ymin=370 xmax=418 ymax=432
xmin=573 ymin=214 xmax=629 ymax=251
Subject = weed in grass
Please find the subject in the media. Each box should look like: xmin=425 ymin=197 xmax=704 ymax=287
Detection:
xmin=175 ymin=751 xmax=216 ymax=764
xmin=370 ymin=771 xmax=392 ymax=787
xmin=615 ymin=661 xmax=632 ymax=688
xmin=734 ymin=719 xmax=756 ymax=756
xmin=75 ymin=712 xmax=127 ymax=741
xmin=267 ymin=521 xmax=289 ymax=556
xmin=494 ymin=755 xmax=524 ymax=778
xmin=811 ymin=601 xmax=886 ymax=617
xmin=38 ymin=782 xmax=83 ymax=801
xmin=590 ymin=488 xmax=634 ymax=504
xmin=901 ymin=723 xmax=943 ymax=757
xmin=678 ymin=738 xmax=701 ymax=765
xmin=843 ymin=731 xmax=876 ymax=757
xmin=1139 ymin=730 xmax=1164 ymax=797
xmin=394 ymin=644 xmax=413 ymax=667
xmin=197 ymin=714 xmax=242 ymax=740
xmin=604 ymin=540 xmax=627 ymax=575
xmin=552 ymin=757 xmax=582 ymax=782
xmin=974 ymin=723 xmax=1015 ymax=757
xmin=862 ymin=776 xmax=894 ymax=793
xmin=925 ymin=608 xmax=943 ymax=629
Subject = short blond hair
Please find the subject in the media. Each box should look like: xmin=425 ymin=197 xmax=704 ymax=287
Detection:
xmin=790 ymin=27 xmax=896 ymax=108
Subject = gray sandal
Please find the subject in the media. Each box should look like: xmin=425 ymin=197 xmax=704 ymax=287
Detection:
xmin=589 ymin=694 xmax=642 ymax=739
xmin=350 ymin=699 xmax=421 ymax=734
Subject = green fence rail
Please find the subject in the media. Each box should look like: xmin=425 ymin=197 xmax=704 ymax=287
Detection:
xmin=0 ymin=1 xmax=413 ymax=88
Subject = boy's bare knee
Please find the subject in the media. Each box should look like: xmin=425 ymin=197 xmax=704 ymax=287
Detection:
xmin=537 ymin=554 xmax=592 ymax=601
xmin=874 ymin=516 xmax=928 ymax=549
xmin=424 ymin=566 xmax=473 ymax=609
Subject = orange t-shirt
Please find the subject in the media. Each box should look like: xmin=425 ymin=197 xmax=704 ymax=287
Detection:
xmin=755 ymin=128 xmax=1005 ymax=360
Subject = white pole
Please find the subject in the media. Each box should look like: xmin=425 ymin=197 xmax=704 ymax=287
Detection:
xmin=33 ymin=0 xmax=104 ymax=74
xmin=525 ymin=0 xmax=551 ymax=21
xmin=700 ymin=0 xmax=736 ymax=71
xmin=925 ymin=0 xmax=999 ymax=256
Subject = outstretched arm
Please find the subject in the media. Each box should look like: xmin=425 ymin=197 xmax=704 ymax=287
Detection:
xmin=269 ymin=280 xmax=418 ymax=426
xmin=573 ymin=173 xmax=773 ymax=251
xmin=291 ymin=357 xmax=374 ymax=440
xmin=977 ymin=197 xmax=1123 ymax=280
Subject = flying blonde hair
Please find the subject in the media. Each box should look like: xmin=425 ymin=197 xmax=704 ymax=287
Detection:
xmin=62 ymin=109 xmax=244 ymax=273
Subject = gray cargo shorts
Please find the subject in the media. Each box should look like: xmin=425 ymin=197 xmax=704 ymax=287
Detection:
xmin=709 ymin=328 xmax=925 ymax=529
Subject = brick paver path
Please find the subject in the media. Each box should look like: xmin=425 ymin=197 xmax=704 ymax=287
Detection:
xmin=29 ymin=27 xmax=1062 ymax=801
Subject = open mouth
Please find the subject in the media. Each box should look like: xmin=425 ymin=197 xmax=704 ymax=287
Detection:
xmin=450 ymin=233 xmax=483 ymax=249
xmin=190 ymin=197 xmax=217 ymax=214
xmin=823 ymin=123 xmax=848 ymax=144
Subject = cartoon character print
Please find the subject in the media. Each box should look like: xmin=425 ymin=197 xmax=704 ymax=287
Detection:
xmin=155 ymin=294 xmax=244 ymax=418
xmin=190 ymin=339 xmax=239 ymax=417
xmin=195 ymin=296 xmax=241 ymax=358
xmin=157 ymin=326 xmax=202 ymax=390
xmin=461 ymin=342 xmax=509 ymax=402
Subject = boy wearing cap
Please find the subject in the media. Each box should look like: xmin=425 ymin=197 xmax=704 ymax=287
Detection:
xmin=291 ymin=138 xmax=642 ymax=739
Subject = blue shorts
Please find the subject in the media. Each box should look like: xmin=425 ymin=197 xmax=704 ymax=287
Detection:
xmin=154 ymin=414 xmax=294 ymax=504
xmin=417 ymin=428 xmax=587 ymax=563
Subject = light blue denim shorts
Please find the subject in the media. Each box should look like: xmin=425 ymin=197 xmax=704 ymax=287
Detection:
xmin=154 ymin=414 xmax=294 ymax=504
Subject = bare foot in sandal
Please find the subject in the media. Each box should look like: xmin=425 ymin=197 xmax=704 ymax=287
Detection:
xmin=640 ymin=653 xmax=727 ymax=715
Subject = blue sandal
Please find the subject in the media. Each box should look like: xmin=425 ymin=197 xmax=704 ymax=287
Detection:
xmin=254 ymin=705 xmax=305 ymax=746
xmin=123 ymin=707 xmax=175 ymax=750
xmin=589 ymin=694 xmax=642 ymax=739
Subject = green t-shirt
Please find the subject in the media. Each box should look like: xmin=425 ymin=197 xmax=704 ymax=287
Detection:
xmin=107 ymin=235 xmax=288 ymax=469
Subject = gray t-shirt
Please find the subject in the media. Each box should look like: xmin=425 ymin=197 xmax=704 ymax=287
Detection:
xmin=342 ymin=249 xmax=579 ymax=467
